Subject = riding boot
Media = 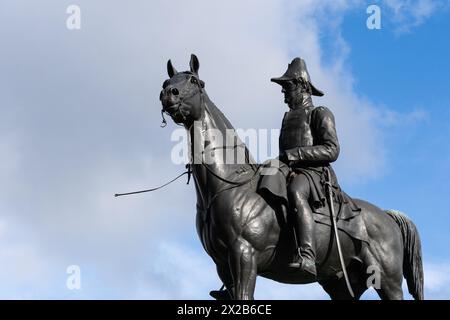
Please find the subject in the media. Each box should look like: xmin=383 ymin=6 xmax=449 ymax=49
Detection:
xmin=288 ymin=205 xmax=317 ymax=278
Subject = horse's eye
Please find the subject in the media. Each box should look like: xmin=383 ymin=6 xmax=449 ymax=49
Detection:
xmin=190 ymin=77 xmax=197 ymax=84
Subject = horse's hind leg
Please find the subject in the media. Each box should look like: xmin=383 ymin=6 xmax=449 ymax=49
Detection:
xmin=374 ymin=263 xmax=404 ymax=300
xmin=364 ymin=247 xmax=404 ymax=300
xmin=319 ymin=264 xmax=368 ymax=301
xmin=229 ymin=237 xmax=257 ymax=300
xmin=321 ymin=278 xmax=366 ymax=300
xmin=374 ymin=264 xmax=404 ymax=300
xmin=376 ymin=284 xmax=403 ymax=300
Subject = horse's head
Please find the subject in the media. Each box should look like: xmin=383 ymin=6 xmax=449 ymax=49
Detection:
xmin=159 ymin=54 xmax=205 ymax=127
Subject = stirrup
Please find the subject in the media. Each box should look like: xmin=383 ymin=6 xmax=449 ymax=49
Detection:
xmin=289 ymin=255 xmax=317 ymax=277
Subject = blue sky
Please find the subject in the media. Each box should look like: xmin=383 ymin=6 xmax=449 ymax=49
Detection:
xmin=337 ymin=2 xmax=450 ymax=257
xmin=0 ymin=0 xmax=449 ymax=299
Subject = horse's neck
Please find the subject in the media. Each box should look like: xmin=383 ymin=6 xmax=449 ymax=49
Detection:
xmin=189 ymin=97 xmax=255 ymax=208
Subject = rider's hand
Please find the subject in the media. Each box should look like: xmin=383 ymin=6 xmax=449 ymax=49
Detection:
xmin=285 ymin=148 xmax=301 ymax=161
xmin=279 ymin=151 xmax=288 ymax=164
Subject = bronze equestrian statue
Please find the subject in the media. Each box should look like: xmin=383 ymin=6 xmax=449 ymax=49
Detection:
xmin=159 ymin=54 xmax=424 ymax=300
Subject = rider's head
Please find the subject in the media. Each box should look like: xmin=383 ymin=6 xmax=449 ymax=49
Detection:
xmin=271 ymin=58 xmax=324 ymax=109
xmin=280 ymin=79 xmax=309 ymax=109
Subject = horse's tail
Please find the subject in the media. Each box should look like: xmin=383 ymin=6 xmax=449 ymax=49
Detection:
xmin=385 ymin=209 xmax=424 ymax=300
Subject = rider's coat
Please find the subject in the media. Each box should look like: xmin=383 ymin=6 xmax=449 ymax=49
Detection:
xmin=279 ymin=105 xmax=341 ymax=212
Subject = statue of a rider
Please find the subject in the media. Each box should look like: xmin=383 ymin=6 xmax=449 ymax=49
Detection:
xmin=271 ymin=58 xmax=340 ymax=279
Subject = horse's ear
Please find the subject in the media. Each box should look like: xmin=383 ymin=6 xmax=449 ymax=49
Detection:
xmin=189 ymin=54 xmax=200 ymax=75
xmin=167 ymin=59 xmax=178 ymax=78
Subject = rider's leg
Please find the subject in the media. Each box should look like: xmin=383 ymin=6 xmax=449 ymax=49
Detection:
xmin=287 ymin=173 xmax=316 ymax=276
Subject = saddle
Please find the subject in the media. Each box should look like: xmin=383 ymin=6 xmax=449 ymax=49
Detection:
xmin=257 ymin=159 xmax=370 ymax=244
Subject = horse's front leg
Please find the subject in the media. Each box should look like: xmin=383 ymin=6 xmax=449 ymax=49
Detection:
xmin=229 ymin=237 xmax=257 ymax=300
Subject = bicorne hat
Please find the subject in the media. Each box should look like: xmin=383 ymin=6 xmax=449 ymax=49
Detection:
xmin=271 ymin=57 xmax=324 ymax=96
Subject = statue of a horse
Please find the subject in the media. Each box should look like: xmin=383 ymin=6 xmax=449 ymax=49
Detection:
xmin=159 ymin=54 xmax=424 ymax=300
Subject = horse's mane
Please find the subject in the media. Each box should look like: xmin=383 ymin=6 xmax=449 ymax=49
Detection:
xmin=203 ymin=95 xmax=233 ymax=131
xmin=202 ymin=94 xmax=257 ymax=168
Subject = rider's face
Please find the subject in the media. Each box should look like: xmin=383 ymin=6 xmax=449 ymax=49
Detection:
xmin=281 ymin=81 xmax=303 ymax=108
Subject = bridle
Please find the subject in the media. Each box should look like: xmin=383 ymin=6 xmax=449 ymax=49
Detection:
xmin=160 ymin=73 xmax=205 ymax=128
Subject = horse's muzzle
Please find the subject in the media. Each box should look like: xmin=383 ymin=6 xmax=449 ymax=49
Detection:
xmin=160 ymin=89 xmax=180 ymax=113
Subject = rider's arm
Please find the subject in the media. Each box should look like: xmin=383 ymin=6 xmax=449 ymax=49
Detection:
xmin=285 ymin=106 xmax=340 ymax=163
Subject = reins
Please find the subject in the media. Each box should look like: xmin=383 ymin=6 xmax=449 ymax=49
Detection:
xmin=114 ymin=166 xmax=191 ymax=197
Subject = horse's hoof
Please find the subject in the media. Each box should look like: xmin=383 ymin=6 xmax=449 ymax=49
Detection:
xmin=209 ymin=290 xmax=232 ymax=300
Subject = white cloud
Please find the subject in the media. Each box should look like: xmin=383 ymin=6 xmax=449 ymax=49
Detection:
xmin=379 ymin=108 xmax=429 ymax=126
xmin=0 ymin=134 xmax=21 ymax=187
xmin=383 ymin=0 xmax=444 ymax=34
xmin=0 ymin=217 xmax=58 ymax=299
xmin=424 ymin=262 xmax=450 ymax=299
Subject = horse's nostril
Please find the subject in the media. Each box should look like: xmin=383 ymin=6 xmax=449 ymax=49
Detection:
xmin=171 ymin=88 xmax=179 ymax=96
